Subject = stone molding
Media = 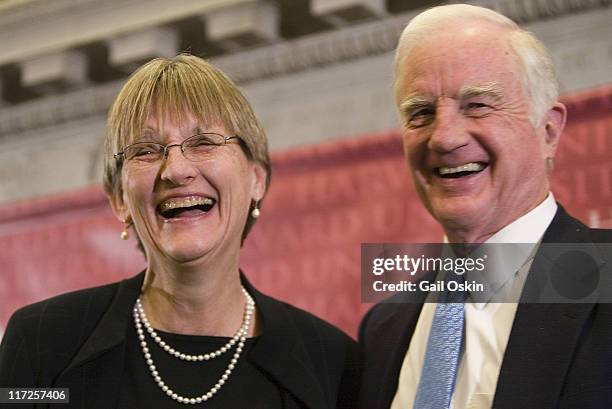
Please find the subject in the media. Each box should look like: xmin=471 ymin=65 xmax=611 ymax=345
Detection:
xmin=0 ymin=0 xmax=611 ymax=140
xmin=0 ymin=0 xmax=608 ymax=30
xmin=0 ymin=12 xmax=409 ymax=140
xmin=214 ymin=13 xmax=407 ymax=83
xmin=0 ymin=0 xmax=245 ymax=66
xmin=468 ymin=0 xmax=612 ymax=22
xmin=0 ymin=0 xmax=95 ymax=28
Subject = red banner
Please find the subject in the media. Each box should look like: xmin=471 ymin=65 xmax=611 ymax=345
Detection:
xmin=1 ymin=85 xmax=611 ymax=338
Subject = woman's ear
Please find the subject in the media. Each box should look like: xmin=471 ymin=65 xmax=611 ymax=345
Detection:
xmin=250 ymin=162 xmax=267 ymax=202
xmin=108 ymin=185 xmax=130 ymax=224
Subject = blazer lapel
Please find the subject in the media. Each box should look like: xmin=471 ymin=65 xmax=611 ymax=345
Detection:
xmin=54 ymin=272 xmax=144 ymax=409
xmin=493 ymin=206 xmax=603 ymax=409
xmin=493 ymin=302 xmax=595 ymax=409
xmin=242 ymin=275 xmax=329 ymax=409
xmin=359 ymin=278 xmax=432 ymax=409
xmin=373 ymin=304 xmax=424 ymax=409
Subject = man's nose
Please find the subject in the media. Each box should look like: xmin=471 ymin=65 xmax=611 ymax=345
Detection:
xmin=427 ymin=106 xmax=470 ymax=153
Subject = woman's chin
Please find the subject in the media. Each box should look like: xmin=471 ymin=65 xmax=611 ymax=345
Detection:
xmin=158 ymin=241 xmax=215 ymax=265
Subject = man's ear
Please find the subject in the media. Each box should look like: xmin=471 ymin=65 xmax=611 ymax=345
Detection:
xmin=543 ymin=102 xmax=567 ymax=157
xmin=250 ymin=162 xmax=267 ymax=202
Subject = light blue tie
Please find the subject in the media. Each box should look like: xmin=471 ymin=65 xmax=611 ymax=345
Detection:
xmin=413 ymin=272 xmax=466 ymax=409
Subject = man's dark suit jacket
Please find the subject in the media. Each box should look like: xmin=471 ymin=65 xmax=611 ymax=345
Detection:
xmin=359 ymin=205 xmax=612 ymax=409
xmin=0 ymin=272 xmax=361 ymax=409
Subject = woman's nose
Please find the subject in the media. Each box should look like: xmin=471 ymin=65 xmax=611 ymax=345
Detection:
xmin=159 ymin=145 xmax=198 ymax=185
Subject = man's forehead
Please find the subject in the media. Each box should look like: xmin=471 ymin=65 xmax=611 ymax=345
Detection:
xmin=406 ymin=18 xmax=511 ymax=47
xmin=396 ymin=43 xmax=520 ymax=101
xmin=398 ymin=21 xmax=515 ymax=71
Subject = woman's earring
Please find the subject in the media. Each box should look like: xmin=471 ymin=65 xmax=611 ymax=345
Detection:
xmin=251 ymin=201 xmax=260 ymax=219
xmin=120 ymin=220 xmax=131 ymax=240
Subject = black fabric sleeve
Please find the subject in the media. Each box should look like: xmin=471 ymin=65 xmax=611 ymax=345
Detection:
xmin=0 ymin=309 xmax=37 ymax=409
xmin=336 ymin=335 xmax=363 ymax=409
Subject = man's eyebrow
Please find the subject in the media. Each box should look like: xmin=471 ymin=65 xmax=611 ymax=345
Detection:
xmin=459 ymin=83 xmax=504 ymax=101
xmin=398 ymin=96 xmax=434 ymax=114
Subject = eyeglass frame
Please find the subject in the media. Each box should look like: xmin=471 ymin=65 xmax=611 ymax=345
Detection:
xmin=113 ymin=132 xmax=244 ymax=164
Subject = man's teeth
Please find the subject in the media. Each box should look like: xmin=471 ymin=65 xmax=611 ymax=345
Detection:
xmin=160 ymin=197 xmax=213 ymax=212
xmin=438 ymin=163 xmax=485 ymax=175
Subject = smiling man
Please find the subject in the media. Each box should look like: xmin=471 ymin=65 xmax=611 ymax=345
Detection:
xmin=396 ymin=14 xmax=563 ymax=244
xmin=359 ymin=4 xmax=612 ymax=409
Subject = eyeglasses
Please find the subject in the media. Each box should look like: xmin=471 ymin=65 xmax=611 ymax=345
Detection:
xmin=114 ymin=133 xmax=242 ymax=164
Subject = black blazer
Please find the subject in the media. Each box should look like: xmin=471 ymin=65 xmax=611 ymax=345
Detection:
xmin=358 ymin=205 xmax=612 ymax=409
xmin=0 ymin=272 xmax=361 ymax=409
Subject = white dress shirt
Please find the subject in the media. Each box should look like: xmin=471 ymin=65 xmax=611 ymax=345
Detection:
xmin=390 ymin=194 xmax=558 ymax=409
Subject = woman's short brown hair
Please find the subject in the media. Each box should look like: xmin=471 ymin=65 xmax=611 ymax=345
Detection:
xmin=103 ymin=54 xmax=271 ymax=242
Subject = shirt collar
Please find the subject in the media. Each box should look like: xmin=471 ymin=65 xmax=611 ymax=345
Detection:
xmin=443 ymin=193 xmax=558 ymax=306
xmin=486 ymin=193 xmax=558 ymax=244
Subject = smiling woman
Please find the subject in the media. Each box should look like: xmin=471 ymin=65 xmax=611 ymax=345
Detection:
xmin=0 ymin=54 xmax=360 ymax=409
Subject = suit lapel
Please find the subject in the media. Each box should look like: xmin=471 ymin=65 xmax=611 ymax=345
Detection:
xmin=55 ymin=272 xmax=144 ymax=409
xmin=493 ymin=206 xmax=601 ymax=409
xmin=359 ymin=279 xmax=432 ymax=409
xmin=493 ymin=302 xmax=595 ymax=409
xmin=376 ymin=304 xmax=424 ymax=409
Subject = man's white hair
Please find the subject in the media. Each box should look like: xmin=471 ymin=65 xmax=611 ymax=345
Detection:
xmin=394 ymin=4 xmax=559 ymax=126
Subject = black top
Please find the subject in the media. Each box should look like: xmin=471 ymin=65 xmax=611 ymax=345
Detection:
xmin=120 ymin=324 xmax=282 ymax=409
xmin=0 ymin=272 xmax=361 ymax=409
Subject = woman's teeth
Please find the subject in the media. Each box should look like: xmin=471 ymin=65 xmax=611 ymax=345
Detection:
xmin=159 ymin=197 xmax=214 ymax=213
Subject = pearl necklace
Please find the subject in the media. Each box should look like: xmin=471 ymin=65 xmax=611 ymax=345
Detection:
xmin=133 ymin=287 xmax=255 ymax=405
